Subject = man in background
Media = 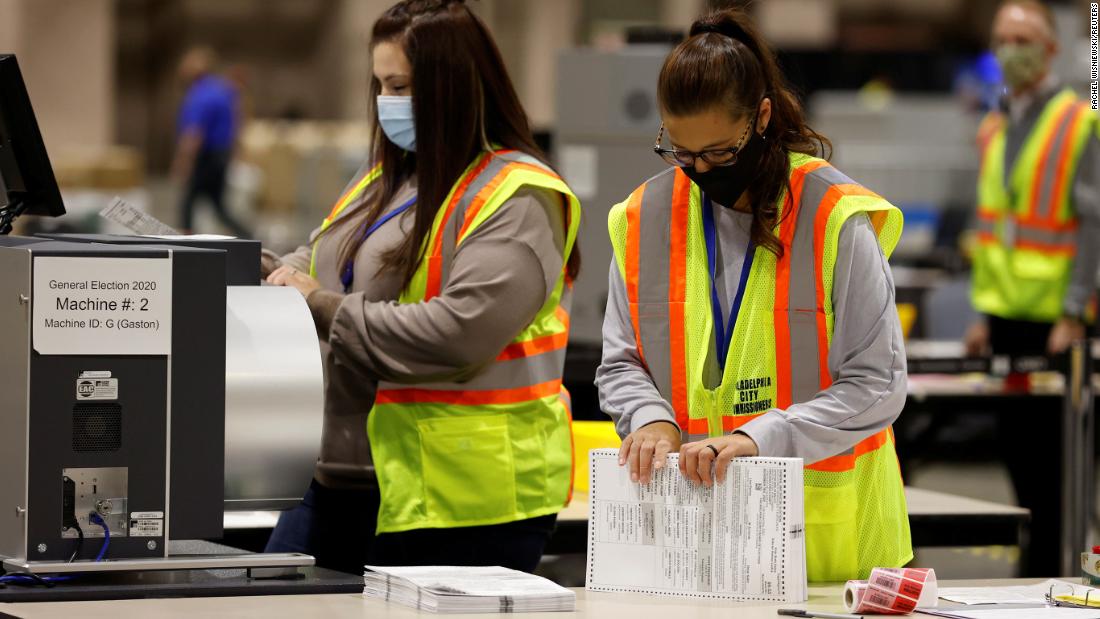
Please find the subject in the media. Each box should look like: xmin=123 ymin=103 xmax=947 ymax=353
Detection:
xmin=966 ymin=0 xmax=1100 ymax=577
xmin=172 ymin=47 xmax=251 ymax=237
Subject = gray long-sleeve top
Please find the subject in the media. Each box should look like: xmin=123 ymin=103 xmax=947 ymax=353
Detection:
xmin=596 ymin=203 xmax=907 ymax=464
xmin=1002 ymin=79 xmax=1100 ymax=317
xmin=325 ymin=186 xmax=567 ymax=385
xmin=262 ymin=177 xmax=565 ymax=489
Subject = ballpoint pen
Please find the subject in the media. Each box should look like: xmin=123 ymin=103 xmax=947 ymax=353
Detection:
xmin=777 ymin=609 xmax=863 ymax=619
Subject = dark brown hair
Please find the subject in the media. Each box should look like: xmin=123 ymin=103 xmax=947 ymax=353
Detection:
xmin=329 ymin=0 xmax=579 ymax=288
xmin=657 ymin=9 xmax=831 ymax=256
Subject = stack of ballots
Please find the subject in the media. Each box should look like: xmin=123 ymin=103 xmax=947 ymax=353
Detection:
xmin=363 ymin=565 xmax=576 ymax=613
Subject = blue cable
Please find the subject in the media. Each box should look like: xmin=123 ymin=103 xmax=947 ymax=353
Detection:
xmin=0 ymin=574 xmax=71 ymax=585
xmin=88 ymin=512 xmax=110 ymax=562
xmin=0 ymin=513 xmax=112 ymax=587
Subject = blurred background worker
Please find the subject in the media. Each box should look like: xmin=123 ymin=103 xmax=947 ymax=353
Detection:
xmin=964 ymin=0 xmax=1100 ymax=577
xmin=172 ymin=46 xmax=252 ymax=237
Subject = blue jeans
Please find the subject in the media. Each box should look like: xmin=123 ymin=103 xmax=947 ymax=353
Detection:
xmin=264 ymin=478 xmax=380 ymax=576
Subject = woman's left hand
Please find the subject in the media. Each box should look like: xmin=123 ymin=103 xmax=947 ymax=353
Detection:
xmin=267 ymin=264 xmax=322 ymax=298
xmin=680 ymin=433 xmax=759 ymax=486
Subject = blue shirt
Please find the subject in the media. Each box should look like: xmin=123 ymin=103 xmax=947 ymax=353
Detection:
xmin=177 ymin=75 xmax=238 ymax=151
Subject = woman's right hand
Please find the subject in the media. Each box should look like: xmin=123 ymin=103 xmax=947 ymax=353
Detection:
xmin=260 ymin=251 xmax=282 ymax=280
xmin=618 ymin=421 xmax=681 ymax=485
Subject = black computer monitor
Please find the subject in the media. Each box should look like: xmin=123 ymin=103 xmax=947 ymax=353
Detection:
xmin=0 ymin=54 xmax=65 ymax=232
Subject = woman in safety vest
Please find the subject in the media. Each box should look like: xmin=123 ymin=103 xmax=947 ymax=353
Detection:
xmin=596 ymin=8 xmax=912 ymax=582
xmin=262 ymin=0 xmax=581 ymax=574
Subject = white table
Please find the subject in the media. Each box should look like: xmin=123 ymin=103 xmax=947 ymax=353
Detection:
xmin=0 ymin=579 xmax=1063 ymax=618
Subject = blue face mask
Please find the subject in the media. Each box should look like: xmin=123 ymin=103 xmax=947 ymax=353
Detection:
xmin=377 ymin=95 xmax=416 ymax=152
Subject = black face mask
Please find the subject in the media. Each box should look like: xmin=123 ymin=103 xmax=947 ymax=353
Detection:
xmin=681 ymin=128 xmax=765 ymax=209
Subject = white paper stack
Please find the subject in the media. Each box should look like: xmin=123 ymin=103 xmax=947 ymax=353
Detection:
xmin=363 ymin=565 xmax=576 ymax=613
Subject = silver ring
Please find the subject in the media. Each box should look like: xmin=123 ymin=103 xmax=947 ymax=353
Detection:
xmin=706 ymin=444 xmax=719 ymax=458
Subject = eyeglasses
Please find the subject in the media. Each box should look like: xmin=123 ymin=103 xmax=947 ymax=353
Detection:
xmin=653 ymin=117 xmax=754 ymax=168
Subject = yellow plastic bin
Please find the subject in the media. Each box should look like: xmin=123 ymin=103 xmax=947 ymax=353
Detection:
xmin=571 ymin=421 xmax=621 ymax=493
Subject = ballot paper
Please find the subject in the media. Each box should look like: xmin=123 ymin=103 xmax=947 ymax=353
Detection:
xmin=585 ymin=448 xmax=806 ymax=601
xmin=921 ymin=608 xmax=1100 ymax=618
xmin=362 ymin=565 xmax=575 ymax=613
xmin=99 ymin=196 xmax=179 ymax=236
xmin=939 ymin=580 xmax=1098 ymax=605
xmin=142 ymin=234 xmax=237 ymax=240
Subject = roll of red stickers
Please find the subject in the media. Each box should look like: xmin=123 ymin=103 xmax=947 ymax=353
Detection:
xmin=843 ymin=567 xmax=937 ymax=614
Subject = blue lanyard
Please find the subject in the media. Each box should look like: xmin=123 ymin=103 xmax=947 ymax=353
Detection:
xmin=341 ymin=196 xmax=416 ymax=292
xmin=701 ymin=195 xmax=755 ymax=371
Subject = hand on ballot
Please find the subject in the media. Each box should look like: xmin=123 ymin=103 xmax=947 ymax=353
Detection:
xmin=619 ymin=421 xmax=681 ymax=485
xmin=267 ymin=264 xmax=322 ymax=298
xmin=680 ymin=432 xmax=759 ymax=486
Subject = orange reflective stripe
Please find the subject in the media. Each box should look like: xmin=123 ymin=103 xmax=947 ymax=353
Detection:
xmin=1016 ymin=239 xmax=1076 ymax=255
xmin=977 ymin=113 xmax=1003 ymax=154
xmin=1018 ymin=217 xmax=1078 ymax=233
xmin=977 ymin=209 xmax=1000 ymax=221
xmin=686 ymin=418 xmax=710 ymax=435
xmin=496 ymin=332 xmax=568 ymax=361
xmin=774 ymin=160 xmax=826 ymax=408
xmin=776 ymin=159 xmax=829 ymax=408
xmin=669 ymin=171 xmax=691 ymax=428
xmin=458 ymin=161 xmax=558 ymax=240
xmin=497 ymin=308 xmax=570 ymax=361
xmin=376 ymin=379 xmax=562 ymax=406
xmin=976 ymin=231 xmax=999 ymax=245
xmin=424 ymin=153 xmax=502 ymax=299
xmin=1028 ymin=98 xmax=1076 ymax=221
xmin=814 ymin=184 xmax=880 ymax=389
xmin=625 ymin=186 xmax=645 ymax=365
xmin=455 ymin=166 xmax=510 ymax=241
xmin=562 ymin=386 xmax=575 ymax=506
xmin=1048 ymin=103 xmax=1091 ymax=224
xmin=325 ymin=164 xmax=382 ymax=223
xmin=722 ymin=413 xmax=764 ymax=432
xmin=806 ymin=429 xmax=891 ymax=473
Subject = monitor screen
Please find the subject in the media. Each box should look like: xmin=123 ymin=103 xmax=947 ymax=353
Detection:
xmin=0 ymin=54 xmax=65 ymax=218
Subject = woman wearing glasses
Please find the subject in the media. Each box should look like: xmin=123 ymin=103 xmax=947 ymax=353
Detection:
xmin=596 ymin=8 xmax=911 ymax=581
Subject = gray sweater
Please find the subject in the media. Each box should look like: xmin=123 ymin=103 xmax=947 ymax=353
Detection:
xmin=596 ymin=202 xmax=907 ymax=464
xmin=267 ymin=172 xmax=566 ymax=489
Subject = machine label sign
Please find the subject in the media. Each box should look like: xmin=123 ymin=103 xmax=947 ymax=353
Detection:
xmin=129 ymin=517 xmax=163 ymax=538
xmin=76 ymin=377 xmax=118 ymax=400
xmin=32 ymin=256 xmax=172 ymax=355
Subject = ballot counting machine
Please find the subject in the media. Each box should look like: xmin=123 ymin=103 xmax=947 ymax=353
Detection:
xmin=36 ymin=233 xmax=329 ymax=516
xmin=0 ymin=236 xmax=324 ymax=575
xmin=0 ymin=54 xmax=326 ymax=575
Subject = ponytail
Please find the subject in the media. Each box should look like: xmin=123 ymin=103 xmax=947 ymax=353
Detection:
xmin=658 ymin=9 xmax=831 ymax=257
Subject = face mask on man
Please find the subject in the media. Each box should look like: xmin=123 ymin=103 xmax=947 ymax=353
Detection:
xmin=995 ymin=43 xmax=1047 ymax=90
xmin=681 ymin=118 xmax=765 ymax=209
xmin=377 ymin=95 xmax=416 ymax=152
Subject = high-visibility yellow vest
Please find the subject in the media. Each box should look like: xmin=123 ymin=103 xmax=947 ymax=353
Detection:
xmin=972 ymin=88 xmax=1097 ymax=321
xmin=368 ymin=149 xmax=582 ymax=534
xmin=608 ymin=153 xmax=911 ymax=582
xmin=308 ymin=163 xmax=384 ymax=278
